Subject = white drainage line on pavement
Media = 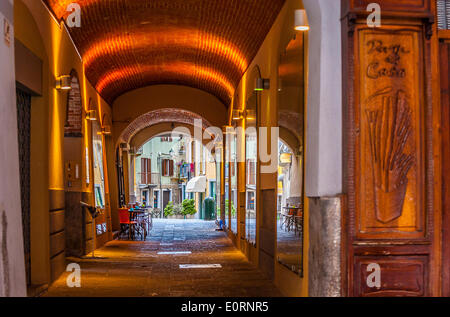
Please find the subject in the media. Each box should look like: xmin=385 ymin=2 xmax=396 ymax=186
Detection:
xmin=157 ymin=251 xmax=192 ymax=255
xmin=179 ymin=264 xmax=222 ymax=269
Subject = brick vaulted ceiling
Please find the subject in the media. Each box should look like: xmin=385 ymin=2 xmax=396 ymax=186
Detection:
xmin=44 ymin=0 xmax=286 ymax=106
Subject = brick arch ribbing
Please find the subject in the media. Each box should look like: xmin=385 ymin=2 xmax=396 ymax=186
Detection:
xmin=117 ymin=108 xmax=213 ymax=146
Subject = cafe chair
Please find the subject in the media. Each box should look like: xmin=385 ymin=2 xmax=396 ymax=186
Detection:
xmin=118 ymin=208 xmax=137 ymax=240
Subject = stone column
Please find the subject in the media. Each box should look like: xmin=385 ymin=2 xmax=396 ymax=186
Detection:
xmin=302 ymin=0 xmax=343 ymax=297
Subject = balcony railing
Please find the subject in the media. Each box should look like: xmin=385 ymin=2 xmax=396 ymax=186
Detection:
xmin=138 ymin=172 xmax=160 ymax=185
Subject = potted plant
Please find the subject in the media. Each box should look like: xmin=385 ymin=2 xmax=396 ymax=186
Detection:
xmin=164 ymin=201 xmax=175 ymax=218
xmin=181 ymin=199 xmax=197 ymax=219
xmin=174 ymin=203 xmax=183 ymax=219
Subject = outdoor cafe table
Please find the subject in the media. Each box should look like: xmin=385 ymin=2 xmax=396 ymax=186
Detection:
xmin=128 ymin=209 xmax=148 ymax=240
xmin=282 ymin=207 xmax=302 ymax=233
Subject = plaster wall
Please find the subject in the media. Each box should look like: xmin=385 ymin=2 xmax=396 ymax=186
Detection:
xmin=0 ymin=0 xmax=27 ymax=297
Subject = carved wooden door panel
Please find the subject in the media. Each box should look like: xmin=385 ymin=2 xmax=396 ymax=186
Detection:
xmin=343 ymin=0 xmax=438 ymax=297
xmin=440 ymin=41 xmax=450 ymax=297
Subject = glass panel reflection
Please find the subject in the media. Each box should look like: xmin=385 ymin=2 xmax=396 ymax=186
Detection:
xmin=92 ymin=121 xmax=105 ymax=209
xmin=245 ymin=93 xmax=257 ymax=245
xmin=276 ymin=32 xmax=305 ymax=275
xmin=224 ymin=157 xmax=229 ymax=228
xmin=230 ymin=133 xmax=238 ymax=234
xmin=215 ymin=149 xmax=221 ymax=221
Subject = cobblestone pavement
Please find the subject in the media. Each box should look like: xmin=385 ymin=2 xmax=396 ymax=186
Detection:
xmin=45 ymin=219 xmax=282 ymax=297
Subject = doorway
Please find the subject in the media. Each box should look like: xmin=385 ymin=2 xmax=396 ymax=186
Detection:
xmin=16 ymin=88 xmax=31 ymax=287
xmin=440 ymin=40 xmax=450 ymax=296
xmin=162 ymin=190 xmax=170 ymax=214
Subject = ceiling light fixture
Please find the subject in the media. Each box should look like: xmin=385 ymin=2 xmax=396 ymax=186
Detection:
xmin=294 ymin=9 xmax=309 ymax=31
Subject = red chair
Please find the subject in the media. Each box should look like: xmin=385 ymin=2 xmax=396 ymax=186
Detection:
xmin=118 ymin=208 xmax=137 ymax=240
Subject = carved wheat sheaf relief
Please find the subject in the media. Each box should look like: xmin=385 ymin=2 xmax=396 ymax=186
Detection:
xmin=365 ymin=87 xmax=414 ymax=223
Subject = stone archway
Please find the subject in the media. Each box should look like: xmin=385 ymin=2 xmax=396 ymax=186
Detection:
xmin=114 ymin=108 xmax=220 ymax=211
xmin=117 ymin=108 xmax=213 ymax=146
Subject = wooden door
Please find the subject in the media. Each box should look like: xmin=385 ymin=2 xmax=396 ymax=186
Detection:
xmin=163 ymin=190 xmax=170 ymax=214
xmin=440 ymin=41 xmax=450 ymax=296
xmin=342 ymin=1 xmax=439 ymax=297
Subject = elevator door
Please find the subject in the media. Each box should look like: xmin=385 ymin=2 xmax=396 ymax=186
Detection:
xmin=16 ymin=88 xmax=31 ymax=286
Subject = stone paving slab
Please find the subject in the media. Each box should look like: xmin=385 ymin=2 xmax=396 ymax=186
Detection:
xmin=44 ymin=219 xmax=282 ymax=297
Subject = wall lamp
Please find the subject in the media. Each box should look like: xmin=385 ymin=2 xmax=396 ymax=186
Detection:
xmin=97 ymin=125 xmax=112 ymax=135
xmin=245 ymin=109 xmax=256 ymax=121
xmin=255 ymin=78 xmax=270 ymax=91
xmin=232 ymin=109 xmax=256 ymax=121
xmin=56 ymin=75 xmax=72 ymax=90
xmin=85 ymin=110 xmax=97 ymax=121
xmin=232 ymin=110 xmax=245 ymax=121
xmin=120 ymin=143 xmax=130 ymax=151
xmin=294 ymin=9 xmax=309 ymax=31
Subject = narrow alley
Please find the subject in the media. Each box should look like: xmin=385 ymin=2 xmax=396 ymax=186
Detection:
xmin=45 ymin=220 xmax=282 ymax=297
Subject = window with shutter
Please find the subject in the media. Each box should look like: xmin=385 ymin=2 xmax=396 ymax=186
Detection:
xmin=162 ymin=159 xmax=166 ymax=176
xmin=169 ymin=160 xmax=174 ymax=176
xmin=141 ymin=158 xmax=147 ymax=184
xmin=146 ymin=159 xmax=151 ymax=184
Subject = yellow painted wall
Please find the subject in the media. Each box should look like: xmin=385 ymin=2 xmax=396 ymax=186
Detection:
xmin=15 ymin=0 xmax=113 ymax=285
xmin=230 ymin=0 xmax=308 ymax=297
